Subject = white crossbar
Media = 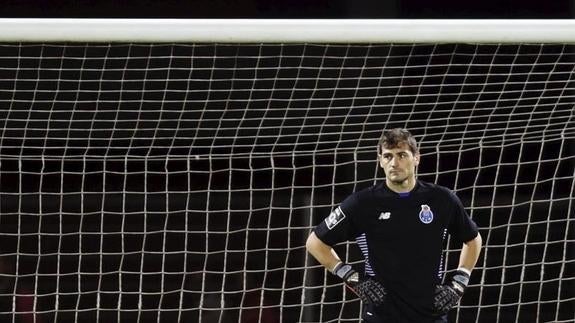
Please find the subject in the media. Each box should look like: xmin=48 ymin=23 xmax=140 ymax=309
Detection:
xmin=0 ymin=19 xmax=574 ymax=43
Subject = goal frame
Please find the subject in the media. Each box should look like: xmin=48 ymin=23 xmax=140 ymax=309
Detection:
xmin=0 ymin=19 xmax=574 ymax=43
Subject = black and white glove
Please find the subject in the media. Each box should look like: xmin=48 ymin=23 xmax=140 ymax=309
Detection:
xmin=434 ymin=269 xmax=470 ymax=315
xmin=332 ymin=262 xmax=386 ymax=306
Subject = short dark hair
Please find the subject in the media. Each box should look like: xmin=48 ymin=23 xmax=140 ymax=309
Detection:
xmin=378 ymin=128 xmax=419 ymax=155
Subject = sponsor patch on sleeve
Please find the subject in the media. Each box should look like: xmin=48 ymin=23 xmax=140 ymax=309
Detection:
xmin=325 ymin=207 xmax=346 ymax=230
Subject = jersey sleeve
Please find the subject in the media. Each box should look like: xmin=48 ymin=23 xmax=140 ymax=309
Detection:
xmin=447 ymin=191 xmax=479 ymax=243
xmin=312 ymin=193 xmax=362 ymax=246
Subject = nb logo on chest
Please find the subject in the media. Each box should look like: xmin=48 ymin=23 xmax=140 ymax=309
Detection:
xmin=378 ymin=212 xmax=391 ymax=220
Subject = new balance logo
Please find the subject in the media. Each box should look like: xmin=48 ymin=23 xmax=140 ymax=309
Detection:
xmin=379 ymin=212 xmax=391 ymax=220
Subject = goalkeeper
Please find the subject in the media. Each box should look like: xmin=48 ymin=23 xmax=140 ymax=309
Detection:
xmin=306 ymin=128 xmax=482 ymax=323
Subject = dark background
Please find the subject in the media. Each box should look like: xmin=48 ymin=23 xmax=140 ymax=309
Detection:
xmin=0 ymin=1 xmax=574 ymax=322
xmin=1 ymin=0 xmax=574 ymax=18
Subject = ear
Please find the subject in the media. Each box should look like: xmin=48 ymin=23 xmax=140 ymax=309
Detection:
xmin=414 ymin=153 xmax=420 ymax=167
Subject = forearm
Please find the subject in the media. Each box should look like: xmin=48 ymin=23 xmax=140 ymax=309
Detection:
xmin=458 ymin=233 xmax=482 ymax=272
xmin=306 ymin=232 xmax=341 ymax=272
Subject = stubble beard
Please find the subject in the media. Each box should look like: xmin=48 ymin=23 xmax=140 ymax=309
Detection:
xmin=388 ymin=167 xmax=417 ymax=187
xmin=390 ymin=176 xmax=409 ymax=186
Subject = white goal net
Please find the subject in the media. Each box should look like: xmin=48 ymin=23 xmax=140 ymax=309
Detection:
xmin=0 ymin=19 xmax=573 ymax=323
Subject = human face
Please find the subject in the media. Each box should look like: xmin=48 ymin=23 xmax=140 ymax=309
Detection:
xmin=379 ymin=143 xmax=420 ymax=186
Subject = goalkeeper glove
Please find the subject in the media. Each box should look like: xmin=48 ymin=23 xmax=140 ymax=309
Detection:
xmin=332 ymin=262 xmax=386 ymax=306
xmin=434 ymin=268 xmax=470 ymax=315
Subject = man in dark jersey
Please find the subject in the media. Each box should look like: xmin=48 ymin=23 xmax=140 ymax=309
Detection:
xmin=306 ymin=128 xmax=482 ymax=323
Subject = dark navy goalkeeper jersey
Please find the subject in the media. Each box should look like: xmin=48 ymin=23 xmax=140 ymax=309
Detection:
xmin=313 ymin=180 xmax=479 ymax=323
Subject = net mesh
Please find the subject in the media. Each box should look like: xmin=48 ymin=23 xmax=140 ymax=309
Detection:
xmin=0 ymin=43 xmax=573 ymax=323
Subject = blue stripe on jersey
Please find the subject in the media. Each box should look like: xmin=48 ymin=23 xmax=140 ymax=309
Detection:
xmin=437 ymin=228 xmax=448 ymax=279
xmin=398 ymin=192 xmax=410 ymax=198
xmin=355 ymin=233 xmax=375 ymax=277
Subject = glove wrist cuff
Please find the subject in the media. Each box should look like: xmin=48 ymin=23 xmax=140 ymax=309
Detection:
xmin=451 ymin=269 xmax=470 ymax=294
xmin=456 ymin=267 xmax=471 ymax=276
xmin=331 ymin=261 xmax=343 ymax=274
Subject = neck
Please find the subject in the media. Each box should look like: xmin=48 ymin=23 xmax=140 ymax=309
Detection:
xmin=386 ymin=177 xmax=417 ymax=193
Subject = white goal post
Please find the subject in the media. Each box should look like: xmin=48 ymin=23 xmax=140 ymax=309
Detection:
xmin=0 ymin=19 xmax=573 ymax=323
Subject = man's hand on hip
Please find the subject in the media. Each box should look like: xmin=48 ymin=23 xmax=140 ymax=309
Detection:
xmin=332 ymin=262 xmax=386 ymax=306
xmin=434 ymin=269 xmax=470 ymax=314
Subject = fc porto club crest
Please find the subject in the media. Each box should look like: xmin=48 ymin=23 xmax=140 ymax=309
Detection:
xmin=419 ymin=204 xmax=434 ymax=224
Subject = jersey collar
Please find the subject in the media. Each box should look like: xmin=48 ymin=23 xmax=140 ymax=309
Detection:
xmin=378 ymin=180 xmax=421 ymax=198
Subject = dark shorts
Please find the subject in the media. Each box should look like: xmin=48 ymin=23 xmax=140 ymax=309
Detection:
xmin=362 ymin=303 xmax=447 ymax=323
